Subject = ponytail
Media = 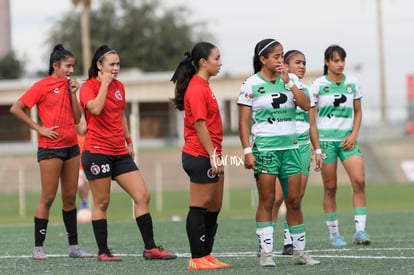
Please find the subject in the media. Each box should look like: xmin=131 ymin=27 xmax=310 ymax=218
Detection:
xmin=170 ymin=42 xmax=216 ymax=111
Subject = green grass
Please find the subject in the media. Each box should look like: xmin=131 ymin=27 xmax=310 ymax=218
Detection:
xmin=0 ymin=183 xmax=414 ymax=274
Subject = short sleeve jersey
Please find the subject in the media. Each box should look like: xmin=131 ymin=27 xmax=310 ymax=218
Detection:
xmin=237 ymin=73 xmax=300 ymax=151
xmin=80 ymin=78 xmax=128 ymax=155
xmin=19 ymin=76 xmax=77 ymax=148
xmin=292 ymin=73 xmax=315 ymax=145
xmin=311 ymin=74 xmax=362 ymax=142
xmin=183 ymin=75 xmax=223 ymax=157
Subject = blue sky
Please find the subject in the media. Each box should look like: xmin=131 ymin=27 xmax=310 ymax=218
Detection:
xmin=9 ymin=0 xmax=414 ymax=118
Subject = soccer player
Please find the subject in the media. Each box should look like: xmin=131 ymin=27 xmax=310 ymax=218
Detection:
xmin=271 ymin=50 xmax=323 ymax=255
xmin=10 ymin=44 xmax=92 ymax=260
xmin=79 ymin=45 xmax=177 ymax=261
xmin=310 ymin=44 xmax=371 ymax=246
xmin=238 ymin=39 xmax=320 ymax=267
xmin=171 ymin=42 xmax=230 ymax=270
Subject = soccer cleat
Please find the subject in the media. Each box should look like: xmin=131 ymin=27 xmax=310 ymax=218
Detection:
xmin=353 ymin=231 xmax=371 ymax=245
xmin=259 ymin=252 xmax=276 ymax=267
xmin=68 ymin=245 xmax=93 ymax=258
xmin=188 ymin=256 xmax=221 ymax=270
xmin=293 ymin=251 xmax=320 ymax=265
xmin=97 ymin=251 xmax=122 ymax=262
xmin=282 ymin=244 xmax=293 ymax=255
xmin=32 ymin=246 xmax=47 ymax=260
xmin=205 ymin=254 xmax=230 ymax=268
xmin=143 ymin=246 xmax=177 ymax=260
xmin=330 ymin=235 xmax=347 ymax=247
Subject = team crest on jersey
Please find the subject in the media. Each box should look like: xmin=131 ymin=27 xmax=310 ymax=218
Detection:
xmin=115 ymin=90 xmax=123 ymax=100
xmin=346 ymin=85 xmax=353 ymax=94
xmin=211 ymin=92 xmax=216 ymax=100
xmin=53 ymin=88 xmax=60 ymax=94
xmin=90 ymin=164 xmax=101 ymax=175
xmin=207 ymin=168 xmax=216 ymax=179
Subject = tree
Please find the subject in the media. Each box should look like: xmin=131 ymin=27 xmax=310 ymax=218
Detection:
xmin=48 ymin=0 xmax=213 ymax=75
xmin=0 ymin=51 xmax=23 ymax=79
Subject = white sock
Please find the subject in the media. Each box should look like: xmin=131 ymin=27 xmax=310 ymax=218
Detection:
xmin=256 ymin=226 xmax=274 ymax=253
xmin=326 ymin=220 xmax=340 ymax=238
xmin=354 ymin=214 xmax=366 ymax=232
xmin=283 ymin=221 xmax=292 ymax=245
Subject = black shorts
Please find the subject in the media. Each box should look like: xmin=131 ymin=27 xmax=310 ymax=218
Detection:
xmin=182 ymin=152 xmax=219 ymax=183
xmin=81 ymin=151 xmax=138 ymax=180
xmin=37 ymin=145 xmax=80 ymax=162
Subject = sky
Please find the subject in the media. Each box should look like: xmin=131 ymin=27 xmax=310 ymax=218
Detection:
xmin=9 ymin=0 xmax=414 ymax=122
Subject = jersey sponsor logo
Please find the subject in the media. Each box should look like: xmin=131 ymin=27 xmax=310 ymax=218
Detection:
xmin=271 ymin=93 xmax=288 ymax=109
xmin=207 ymin=168 xmax=215 ymax=179
xmin=53 ymin=88 xmax=60 ymax=94
xmin=90 ymin=164 xmax=101 ymax=175
xmin=333 ymin=94 xmax=347 ymax=107
xmin=115 ymin=90 xmax=122 ymax=101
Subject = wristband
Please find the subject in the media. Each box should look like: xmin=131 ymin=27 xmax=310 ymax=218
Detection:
xmin=126 ymin=137 xmax=133 ymax=145
xmin=285 ymin=80 xmax=294 ymax=90
xmin=243 ymin=147 xmax=252 ymax=155
xmin=314 ymin=148 xmax=322 ymax=155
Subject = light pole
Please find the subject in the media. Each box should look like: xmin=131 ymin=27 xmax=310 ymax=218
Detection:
xmin=376 ymin=0 xmax=387 ymax=127
xmin=72 ymin=0 xmax=91 ymax=78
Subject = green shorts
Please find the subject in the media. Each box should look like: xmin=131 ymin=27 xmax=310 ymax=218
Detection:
xmin=299 ymin=143 xmax=311 ymax=176
xmin=320 ymin=141 xmax=362 ymax=164
xmin=253 ymin=146 xmax=301 ymax=179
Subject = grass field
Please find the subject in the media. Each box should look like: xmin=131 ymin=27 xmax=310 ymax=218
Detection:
xmin=1 ymin=183 xmax=413 ymax=274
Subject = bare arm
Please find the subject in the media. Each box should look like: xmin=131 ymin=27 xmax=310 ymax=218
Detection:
xmin=122 ymin=111 xmax=134 ymax=159
xmin=85 ymin=71 xmax=113 ymax=116
xmin=68 ymin=77 xmax=81 ymax=124
xmin=308 ymin=106 xmax=323 ymax=171
xmin=194 ymin=119 xmax=224 ymax=175
xmin=238 ymin=105 xmax=256 ymax=170
xmin=10 ymin=100 xmax=59 ymax=140
xmin=342 ymin=99 xmax=362 ymax=150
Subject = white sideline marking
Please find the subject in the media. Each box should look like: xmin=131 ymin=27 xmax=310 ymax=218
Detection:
xmin=2 ymin=247 xmax=414 ymax=260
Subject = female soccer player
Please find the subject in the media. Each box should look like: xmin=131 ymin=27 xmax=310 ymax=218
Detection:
xmin=10 ymin=44 xmax=92 ymax=260
xmin=171 ymin=42 xmax=230 ymax=270
xmin=238 ymin=39 xmax=319 ymax=267
xmin=80 ymin=45 xmax=176 ymax=261
xmin=311 ymin=45 xmax=370 ymax=246
xmin=271 ymin=50 xmax=323 ymax=255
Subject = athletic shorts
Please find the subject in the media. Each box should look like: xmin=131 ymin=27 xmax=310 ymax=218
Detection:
xmin=252 ymin=146 xmax=301 ymax=179
xmin=299 ymin=143 xmax=311 ymax=176
xmin=320 ymin=141 xmax=362 ymax=164
xmin=81 ymin=151 xmax=138 ymax=180
xmin=37 ymin=145 xmax=80 ymax=162
xmin=182 ymin=152 xmax=219 ymax=183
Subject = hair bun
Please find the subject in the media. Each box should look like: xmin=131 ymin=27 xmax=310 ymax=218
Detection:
xmin=53 ymin=44 xmax=65 ymax=52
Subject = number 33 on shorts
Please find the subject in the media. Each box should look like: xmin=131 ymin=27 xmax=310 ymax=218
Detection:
xmin=90 ymin=163 xmax=111 ymax=176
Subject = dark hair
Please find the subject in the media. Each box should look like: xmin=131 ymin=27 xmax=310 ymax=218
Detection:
xmin=323 ymin=45 xmax=346 ymax=75
xmin=88 ymin=45 xmax=117 ymax=79
xmin=170 ymin=42 xmax=216 ymax=111
xmin=253 ymin=39 xmax=281 ymax=73
xmin=48 ymin=44 xmax=74 ymax=75
xmin=284 ymin=50 xmax=304 ymax=64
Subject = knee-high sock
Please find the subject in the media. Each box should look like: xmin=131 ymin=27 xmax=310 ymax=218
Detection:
xmin=62 ymin=208 xmax=78 ymax=245
xmin=92 ymin=219 xmax=108 ymax=255
xmin=136 ymin=213 xmax=156 ymax=249
xmin=34 ymin=217 xmax=48 ymax=247
xmin=204 ymin=211 xmax=219 ymax=255
xmin=186 ymin=206 xmax=207 ymax=258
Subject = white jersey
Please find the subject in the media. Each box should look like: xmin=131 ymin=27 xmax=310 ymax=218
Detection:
xmin=311 ymin=74 xmax=362 ymax=142
xmin=292 ymin=73 xmax=315 ymax=145
xmin=237 ymin=73 xmax=302 ymax=151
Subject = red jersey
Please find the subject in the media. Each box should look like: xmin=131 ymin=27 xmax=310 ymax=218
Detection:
xmin=19 ymin=76 xmax=77 ymax=148
xmin=183 ymin=75 xmax=223 ymax=157
xmin=80 ymin=78 xmax=127 ymax=155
